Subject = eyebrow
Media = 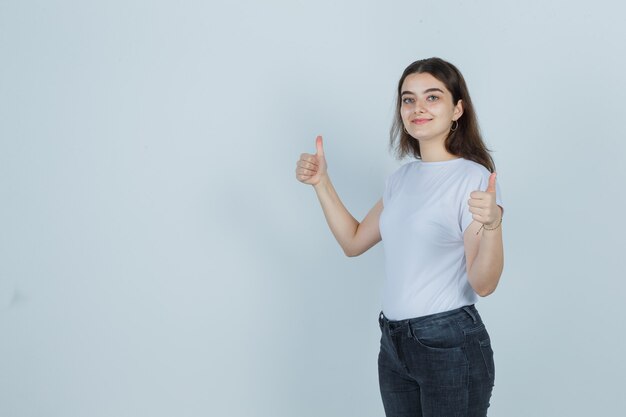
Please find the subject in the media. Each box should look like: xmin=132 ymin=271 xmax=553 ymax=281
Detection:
xmin=401 ymin=88 xmax=445 ymax=96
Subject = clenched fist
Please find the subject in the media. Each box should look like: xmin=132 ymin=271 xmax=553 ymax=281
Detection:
xmin=468 ymin=172 xmax=502 ymax=228
xmin=295 ymin=135 xmax=328 ymax=186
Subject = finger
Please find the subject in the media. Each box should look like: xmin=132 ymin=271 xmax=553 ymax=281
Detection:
xmin=467 ymin=199 xmax=489 ymax=208
xmin=315 ymin=135 xmax=324 ymax=157
xmin=298 ymin=159 xmax=318 ymax=170
xmin=297 ymin=166 xmax=317 ymax=176
xmin=486 ymin=172 xmax=497 ymax=193
xmin=469 ymin=191 xmax=490 ymax=200
xmin=298 ymin=153 xmax=318 ymax=166
xmin=296 ymin=169 xmax=313 ymax=179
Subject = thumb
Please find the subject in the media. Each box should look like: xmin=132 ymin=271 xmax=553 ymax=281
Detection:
xmin=315 ymin=135 xmax=324 ymax=157
xmin=486 ymin=172 xmax=497 ymax=193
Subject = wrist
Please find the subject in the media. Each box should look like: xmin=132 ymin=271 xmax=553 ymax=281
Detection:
xmin=476 ymin=207 xmax=503 ymax=234
xmin=486 ymin=206 xmax=503 ymax=226
xmin=483 ymin=218 xmax=502 ymax=230
xmin=483 ymin=213 xmax=503 ymax=231
xmin=313 ymin=174 xmax=330 ymax=190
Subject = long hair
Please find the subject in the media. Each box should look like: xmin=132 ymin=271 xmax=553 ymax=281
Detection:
xmin=389 ymin=57 xmax=496 ymax=173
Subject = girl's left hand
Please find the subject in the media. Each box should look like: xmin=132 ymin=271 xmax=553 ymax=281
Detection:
xmin=468 ymin=172 xmax=502 ymax=227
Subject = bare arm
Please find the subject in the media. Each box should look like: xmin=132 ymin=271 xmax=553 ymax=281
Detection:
xmin=462 ymin=172 xmax=505 ymax=296
xmin=296 ymin=135 xmax=382 ymax=257
xmin=313 ymin=176 xmax=382 ymax=256
xmin=464 ymin=199 xmax=504 ymax=297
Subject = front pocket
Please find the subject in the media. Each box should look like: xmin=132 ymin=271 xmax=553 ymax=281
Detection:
xmin=410 ymin=321 xmax=465 ymax=350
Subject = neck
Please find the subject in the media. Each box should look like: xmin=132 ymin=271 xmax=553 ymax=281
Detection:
xmin=417 ymin=137 xmax=458 ymax=162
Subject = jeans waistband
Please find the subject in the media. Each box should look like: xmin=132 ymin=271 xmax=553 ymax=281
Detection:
xmin=379 ymin=304 xmax=478 ymax=332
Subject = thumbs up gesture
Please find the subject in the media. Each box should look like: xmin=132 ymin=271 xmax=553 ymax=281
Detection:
xmin=468 ymin=172 xmax=502 ymax=227
xmin=295 ymin=135 xmax=328 ymax=186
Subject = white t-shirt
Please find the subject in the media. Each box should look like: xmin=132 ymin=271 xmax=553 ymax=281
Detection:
xmin=379 ymin=157 xmax=504 ymax=320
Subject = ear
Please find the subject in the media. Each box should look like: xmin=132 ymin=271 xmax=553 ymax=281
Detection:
xmin=453 ymin=99 xmax=464 ymax=120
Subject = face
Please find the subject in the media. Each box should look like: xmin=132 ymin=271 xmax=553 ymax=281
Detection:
xmin=400 ymin=72 xmax=463 ymax=143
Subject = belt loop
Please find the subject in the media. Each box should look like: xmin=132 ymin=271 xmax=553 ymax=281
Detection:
xmin=462 ymin=305 xmax=477 ymax=323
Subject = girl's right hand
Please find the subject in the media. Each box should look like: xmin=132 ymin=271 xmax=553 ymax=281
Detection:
xmin=295 ymin=135 xmax=328 ymax=186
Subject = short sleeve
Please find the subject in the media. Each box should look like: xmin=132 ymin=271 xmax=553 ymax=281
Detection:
xmin=383 ymin=175 xmax=391 ymax=206
xmin=460 ymin=171 xmax=504 ymax=234
xmin=383 ymin=167 xmax=401 ymax=207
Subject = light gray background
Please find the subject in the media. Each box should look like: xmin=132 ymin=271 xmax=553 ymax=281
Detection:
xmin=1 ymin=0 xmax=625 ymax=416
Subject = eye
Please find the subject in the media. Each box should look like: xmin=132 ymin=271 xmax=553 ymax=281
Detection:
xmin=402 ymin=97 xmax=415 ymax=104
xmin=426 ymin=95 xmax=439 ymax=101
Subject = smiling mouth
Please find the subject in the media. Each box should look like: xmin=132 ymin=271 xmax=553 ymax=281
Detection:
xmin=412 ymin=119 xmax=431 ymax=125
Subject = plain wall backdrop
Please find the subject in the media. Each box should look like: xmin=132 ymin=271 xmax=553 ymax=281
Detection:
xmin=1 ymin=0 xmax=625 ymax=416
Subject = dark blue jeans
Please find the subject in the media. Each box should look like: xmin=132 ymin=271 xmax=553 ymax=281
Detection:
xmin=378 ymin=304 xmax=495 ymax=417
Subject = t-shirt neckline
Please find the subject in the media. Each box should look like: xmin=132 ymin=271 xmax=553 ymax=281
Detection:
xmin=417 ymin=157 xmax=464 ymax=166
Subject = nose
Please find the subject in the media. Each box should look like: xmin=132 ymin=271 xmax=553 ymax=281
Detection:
xmin=413 ymin=99 xmax=426 ymax=114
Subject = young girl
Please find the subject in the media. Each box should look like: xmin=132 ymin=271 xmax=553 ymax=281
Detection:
xmin=295 ymin=57 xmax=504 ymax=417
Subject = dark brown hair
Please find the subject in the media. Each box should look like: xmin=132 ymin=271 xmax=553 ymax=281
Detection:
xmin=389 ymin=57 xmax=496 ymax=173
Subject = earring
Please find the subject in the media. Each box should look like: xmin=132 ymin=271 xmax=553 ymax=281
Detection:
xmin=450 ymin=120 xmax=458 ymax=132
xmin=403 ymin=125 xmax=409 ymax=134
